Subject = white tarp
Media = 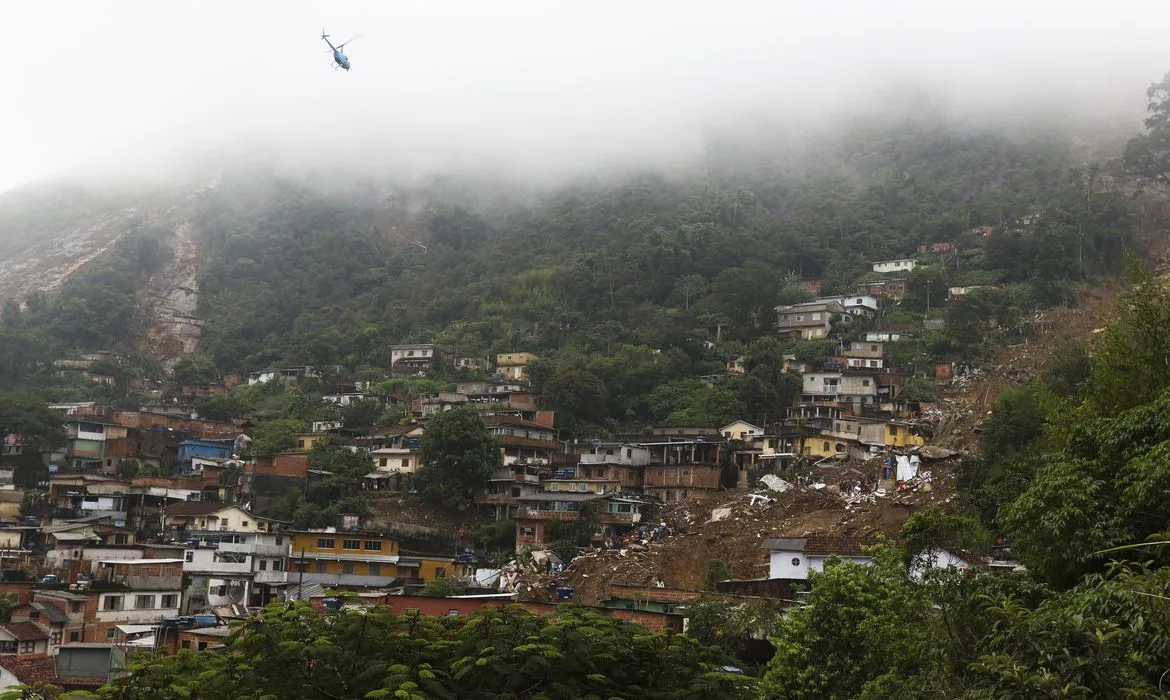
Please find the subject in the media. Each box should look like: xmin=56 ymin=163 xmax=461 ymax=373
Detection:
xmin=896 ymin=455 xmax=921 ymax=482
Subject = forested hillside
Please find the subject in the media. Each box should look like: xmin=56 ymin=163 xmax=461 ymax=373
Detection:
xmin=0 ymin=91 xmax=1162 ymax=437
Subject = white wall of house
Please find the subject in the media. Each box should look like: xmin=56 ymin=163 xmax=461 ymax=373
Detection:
xmin=872 ymin=260 xmax=917 ymax=273
xmin=768 ymin=550 xmax=873 ymax=579
xmin=95 ymin=591 xmax=181 ymax=624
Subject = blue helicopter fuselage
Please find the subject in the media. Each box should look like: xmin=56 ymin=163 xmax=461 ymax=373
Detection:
xmin=334 ymin=50 xmax=350 ymax=70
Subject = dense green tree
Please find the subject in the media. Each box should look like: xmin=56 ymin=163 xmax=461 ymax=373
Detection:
xmin=416 ymin=406 xmax=501 ymax=507
xmin=0 ymin=391 xmax=66 ymax=451
xmin=98 ymin=602 xmax=754 ymax=700
xmin=762 ymin=547 xmax=945 ymax=699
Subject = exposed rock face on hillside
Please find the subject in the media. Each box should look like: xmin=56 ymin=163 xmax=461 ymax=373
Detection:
xmin=0 ymin=185 xmax=211 ymax=368
xmin=0 ymin=210 xmax=136 ymax=306
xmin=137 ymin=217 xmax=202 ymax=369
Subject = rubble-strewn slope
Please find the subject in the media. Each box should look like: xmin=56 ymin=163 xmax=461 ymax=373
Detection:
xmin=515 ymin=460 xmax=960 ymax=604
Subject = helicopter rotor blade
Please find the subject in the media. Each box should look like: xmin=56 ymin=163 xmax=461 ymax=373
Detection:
xmin=336 ymin=34 xmax=361 ymax=49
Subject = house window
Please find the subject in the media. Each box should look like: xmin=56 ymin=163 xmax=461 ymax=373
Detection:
xmin=115 ymin=534 xmax=128 ymax=545
xmin=103 ymin=596 xmax=122 ymax=611
xmin=520 ymin=527 xmax=535 ymax=537
xmin=822 ymin=441 xmax=830 ymax=452
xmin=401 ymin=459 xmax=409 ymax=467
xmin=368 ymin=564 xmax=381 ymax=577
xmin=812 ymin=313 xmax=821 ymax=320
xmin=342 ymin=539 xmax=361 ymax=550
xmin=136 ymin=595 xmax=155 ymax=609
xmin=379 ymin=458 xmax=387 ymax=467
xmin=181 ymin=640 xmax=191 ymax=649
xmin=317 ymin=538 xmax=335 ymax=549
xmin=275 ymin=536 xmax=283 ymax=546
xmin=69 ymin=632 xmax=80 ymax=643
xmin=315 ymin=561 xmax=328 ymax=574
xmin=364 ymin=541 xmax=382 ymax=552
xmin=794 ymin=314 xmax=804 ymax=322
xmin=868 ymin=360 xmax=878 ymax=368
xmin=258 ymin=560 xmax=267 ymax=571
xmin=888 ymin=425 xmax=898 ymax=436
xmin=273 ymin=560 xmax=283 ymax=571
xmin=792 ymin=558 xmax=801 ymax=566
xmin=341 ymin=563 xmax=355 ymax=575
xmin=70 ymin=602 xmax=82 ymax=614
xmin=242 ymin=521 xmax=249 ymax=528
xmin=0 ymin=641 xmax=16 ymax=654
xmin=19 ymin=641 xmax=35 ymax=653
xmin=871 ymin=344 xmax=878 ymax=351
xmin=435 ymin=567 xmax=446 ymax=578
xmin=161 ymin=595 xmax=178 ymax=608
xmin=297 ymin=440 xmax=305 ymax=449
xmin=106 ymin=628 xmax=116 ymax=640
xmin=50 ymin=632 xmax=61 ymax=646
xmin=862 ymin=380 xmax=870 ymax=386
xmin=550 ymin=483 xmax=559 ymax=491
xmin=185 ymin=551 xmax=194 ymax=562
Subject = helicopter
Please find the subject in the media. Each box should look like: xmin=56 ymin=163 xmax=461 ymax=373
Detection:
xmin=321 ymin=30 xmax=357 ymax=71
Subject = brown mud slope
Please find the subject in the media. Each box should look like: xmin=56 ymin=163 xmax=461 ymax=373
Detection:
xmin=518 ymin=467 xmax=959 ymax=605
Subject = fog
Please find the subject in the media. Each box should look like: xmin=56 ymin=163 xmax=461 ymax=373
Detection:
xmin=3 ymin=0 xmax=1170 ymax=193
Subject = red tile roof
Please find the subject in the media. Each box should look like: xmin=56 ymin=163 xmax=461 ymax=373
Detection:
xmin=0 ymin=622 xmax=49 ymax=641
xmin=0 ymin=653 xmax=57 ymax=689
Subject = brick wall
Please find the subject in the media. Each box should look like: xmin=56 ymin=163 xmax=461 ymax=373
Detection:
xmin=604 ymin=583 xmax=702 ymax=604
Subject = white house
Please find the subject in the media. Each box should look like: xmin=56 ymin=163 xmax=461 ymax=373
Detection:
xmin=872 ymin=259 xmax=917 ymax=274
xmin=372 ymin=448 xmax=421 ymax=474
xmin=817 ymin=295 xmax=879 ymax=318
xmin=801 ymin=372 xmax=879 ymax=405
xmin=762 ymin=537 xmax=874 ymax=579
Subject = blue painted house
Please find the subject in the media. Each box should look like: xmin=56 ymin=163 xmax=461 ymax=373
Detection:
xmin=176 ymin=439 xmax=234 ymax=474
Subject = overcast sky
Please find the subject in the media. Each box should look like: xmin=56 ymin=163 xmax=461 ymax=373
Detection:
xmin=2 ymin=0 xmax=1169 ymax=192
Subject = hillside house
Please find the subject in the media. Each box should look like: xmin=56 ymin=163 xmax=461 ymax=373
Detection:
xmin=774 ymin=300 xmax=844 ymax=340
xmin=872 ymin=259 xmax=916 ymax=274
xmin=246 ymin=366 xmax=320 ymax=385
xmin=817 ymin=294 xmax=879 ymax=319
xmin=495 ymin=352 xmax=539 ymax=381
xmin=855 ymin=278 xmax=907 ymax=301
xmin=762 ymin=537 xmax=875 ymax=579
xmin=0 ymin=623 xmax=49 ymax=655
xmin=865 ymin=332 xmax=902 ymax=343
xmin=725 ymin=356 xmax=745 ymax=376
xmin=183 ymin=531 xmax=290 ymax=611
xmin=720 ymin=421 xmax=764 ymax=442
xmin=800 ymin=372 xmax=878 ymax=406
xmin=389 ymin=344 xmax=452 ymax=378
xmin=288 ymin=530 xmax=403 ymax=590
xmin=483 ymin=416 xmax=561 ymax=467
xmin=947 ymin=285 xmax=989 ymax=299
xmin=918 ymin=241 xmax=956 ymax=255
xmin=454 ymin=356 xmax=489 ymax=372
xmin=513 ymin=493 xmax=646 ymax=553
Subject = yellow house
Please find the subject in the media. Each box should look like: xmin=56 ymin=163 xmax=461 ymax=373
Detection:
xmin=884 ymin=422 xmax=925 ymax=448
xmin=290 ymin=530 xmax=401 ymax=589
xmin=795 ymin=434 xmax=854 ymax=458
xmin=293 ymin=434 xmax=326 ymax=453
xmin=495 ymin=352 xmax=539 ymax=381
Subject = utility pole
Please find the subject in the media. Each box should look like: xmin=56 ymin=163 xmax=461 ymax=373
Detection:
xmin=925 ymin=280 xmax=932 ymax=317
xmin=297 ymin=547 xmax=305 ymax=601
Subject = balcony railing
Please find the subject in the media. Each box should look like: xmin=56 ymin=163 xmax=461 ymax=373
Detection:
xmin=218 ymin=542 xmax=290 ymax=558
xmin=519 ymin=509 xmax=580 ymax=521
xmin=253 ymin=570 xmax=288 ymax=585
